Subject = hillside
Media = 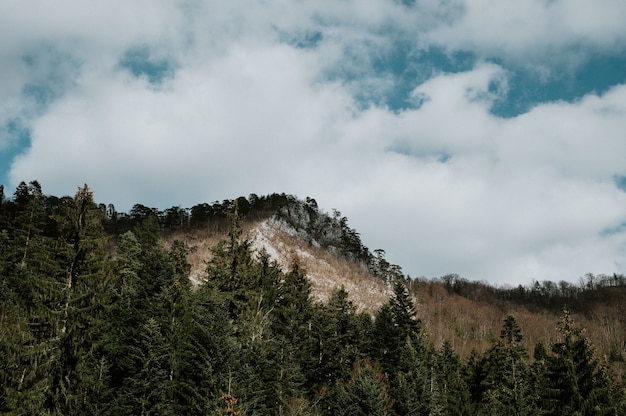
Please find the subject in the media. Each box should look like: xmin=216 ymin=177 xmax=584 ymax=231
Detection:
xmin=149 ymin=192 xmax=626 ymax=379
xmin=3 ymin=182 xmax=625 ymax=365
xmin=1 ymin=181 xmax=625 ymax=414
xmin=162 ymin=208 xmax=626 ymax=376
xmin=164 ymin=217 xmax=392 ymax=314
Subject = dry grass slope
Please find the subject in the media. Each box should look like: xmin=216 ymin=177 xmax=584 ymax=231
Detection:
xmin=164 ymin=216 xmax=626 ymax=379
xmin=164 ymin=218 xmax=392 ymax=313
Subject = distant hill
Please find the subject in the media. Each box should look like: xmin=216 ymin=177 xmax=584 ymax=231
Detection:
xmin=2 ymin=182 xmax=625 ymax=413
xmin=3 ymin=183 xmax=625 ymax=370
xmin=135 ymin=192 xmax=626 ymax=378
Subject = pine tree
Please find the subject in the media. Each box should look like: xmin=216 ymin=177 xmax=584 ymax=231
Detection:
xmin=0 ymin=184 xmax=115 ymax=414
xmin=178 ymin=285 xmax=239 ymax=414
xmin=125 ymin=317 xmax=174 ymax=415
xmin=204 ymin=209 xmax=257 ymax=324
xmin=480 ymin=315 xmax=543 ymax=416
xmin=202 ymin=212 xmax=312 ymax=414
xmin=107 ymin=230 xmax=145 ymax=405
xmin=464 ymin=349 xmax=489 ymax=413
xmin=344 ymin=359 xmax=393 ymax=416
xmin=370 ymin=279 xmax=433 ymax=415
xmin=48 ymin=184 xmax=115 ymax=414
xmin=543 ymin=308 xmax=616 ymax=415
xmin=0 ymin=182 xmax=64 ymax=414
xmin=430 ymin=339 xmax=470 ymax=415
xmin=391 ymin=336 xmax=432 ymax=415
xmin=371 ymin=279 xmax=421 ymax=377
xmin=306 ymin=286 xmax=361 ymax=388
xmin=111 ymin=218 xmax=195 ymax=414
xmin=273 ymin=260 xmax=312 ymax=409
xmin=114 ymin=231 xmax=143 ymax=298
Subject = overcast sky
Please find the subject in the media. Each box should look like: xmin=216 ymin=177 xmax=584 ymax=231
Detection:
xmin=2 ymin=0 xmax=626 ymax=286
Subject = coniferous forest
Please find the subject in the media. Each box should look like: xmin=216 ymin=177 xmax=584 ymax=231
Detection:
xmin=1 ymin=181 xmax=625 ymax=415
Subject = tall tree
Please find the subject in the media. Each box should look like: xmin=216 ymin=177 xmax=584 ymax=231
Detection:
xmin=307 ymin=286 xmax=361 ymax=388
xmin=543 ymin=309 xmax=616 ymax=415
xmin=371 ymin=279 xmax=421 ymax=377
xmin=480 ymin=315 xmax=543 ymax=416
xmin=430 ymin=339 xmax=470 ymax=415
xmin=204 ymin=209 xmax=257 ymax=324
xmin=48 ymin=184 xmax=115 ymax=414
xmin=177 ymin=285 xmax=239 ymax=414
xmin=371 ymin=279 xmax=431 ymax=415
xmin=1 ymin=184 xmax=114 ymax=414
xmin=112 ymin=219 xmax=193 ymax=415
xmin=343 ymin=359 xmax=393 ymax=416
xmin=0 ymin=182 xmax=64 ymax=414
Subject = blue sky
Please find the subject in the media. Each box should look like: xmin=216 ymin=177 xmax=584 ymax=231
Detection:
xmin=2 ymin=0 xmax=626 ymax=286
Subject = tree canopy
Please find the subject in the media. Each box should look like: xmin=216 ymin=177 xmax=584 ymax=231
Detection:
xmin=0 ymin=182 xmax=624 ymax=415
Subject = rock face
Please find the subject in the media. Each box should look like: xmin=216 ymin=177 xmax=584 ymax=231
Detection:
xmin=247 ymin=218 xmax=392 ymax=313
xmin=166 ymin=217 xmax=391 ymax=313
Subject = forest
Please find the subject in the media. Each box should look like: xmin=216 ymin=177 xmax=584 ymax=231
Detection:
xmin=1 ymin=180 xmax=625 ymax=415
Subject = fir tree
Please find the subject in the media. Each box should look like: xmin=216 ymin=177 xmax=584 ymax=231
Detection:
xmin=430 ymin=339 xmax=470 ymax=415
xmin=480 ymin=315 xmax=543 ymax=416
xmin=344 ymin=359 xmax=393 ymax=416
xmin=371 ymin=279 xmax=421 ymax=377
xmin=307 ymin=286 xmax=361 ymax=388
xmin=543 ymin=308 xmax=616 ymax=415
xmin=49 ymin=185 xmax=115 ymax=414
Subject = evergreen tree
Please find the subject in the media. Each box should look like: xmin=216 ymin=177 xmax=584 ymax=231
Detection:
xmin=480 ymin=315 xmax=543 ymax=416
xmin=307 ymin=286 xmax=361 ymax=388
xmin=371 ymin=279 xmax=431 ymax=415
xmin=119 ymin=316 xmax=180 ymax=415
xmin=48 ymin=184 xmax=115 ymax=414
xmin=0 ymin=184 xmax=115 ymax=414
xmin=112 ymin=220 xmax=193 ymax=414
xmin=178 ymin=285 xmax=239 ymax=414
xmin=0 ymin=182 xmax=64 ymax=414
xmin=169 ymin=239 xmax=191 ymax=278
xmin=430 ymin=339 xmax=470 ymax=415
xmin=270 ymin=259 xmax=312 ymax=411
xmin=202 ymin=212 xmax=311 ymax=414
xmin=371 ymin=279 xmax=421 ymax=378
xmin=114 ymin=231 xmax=143 ymax=298
xmin=543 ymin=308 xmax=616 ymax=415
xmin=343 ymin=359 xmax=393 ymax=416
xmin=107 ymin=231 xmax=144 ymax=400
xmin=391 ymin=337 xmax=432 ymax=415
xmin=464 ymin=349 xmax=489 ymax=414
xmin=204 ymin=210 xmax=257 ymax=324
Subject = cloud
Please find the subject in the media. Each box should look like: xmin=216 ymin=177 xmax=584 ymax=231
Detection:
xmin=3 ymin=0 xmax=626 ymax=286
xmin=326 ymin=68 xmax=626 ymax=284
xmin=9 ymin=37 xmax=354 ymax=203
xmin=422 ymin=0 xmax=626 ymax=70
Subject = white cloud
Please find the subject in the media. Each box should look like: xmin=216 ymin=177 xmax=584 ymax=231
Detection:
xmin=325 ymin=70 xmax=626 ymax=285
xmin=3 ymin=0 xmax=626 ymax=286
xmin=423 ymin=0 xmax=626 ymax=69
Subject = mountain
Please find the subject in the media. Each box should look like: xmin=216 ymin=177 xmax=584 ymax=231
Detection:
xmin=3 ymin=183 xmax=625 ymax=367
xmin=153 ymin=193 xmax=626 ymax=376
xmin=164 ymin=216 xmax=392 ymax=314
xmin=1 ymin=182 xmax=625 ymax=414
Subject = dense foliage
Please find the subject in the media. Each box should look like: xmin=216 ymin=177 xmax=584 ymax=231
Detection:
xmin=1 ymin=182 xmax=625 ymax=415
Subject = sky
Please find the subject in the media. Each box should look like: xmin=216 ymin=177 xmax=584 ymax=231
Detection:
xmin=2 ymin=0 xmax=626 ymax=286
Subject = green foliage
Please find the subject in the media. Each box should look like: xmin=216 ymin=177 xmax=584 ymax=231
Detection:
xmin=307 ymin=287 xmax=362 ymax=387
xmin=343 ymin=359 xmax=393 ymax=416
xmin=479 ymin=315 xmax=543 ymax=416
xmin=542 ymin=309 xmax=616 ymax=415
xmin=1 ymin=182 xmax=625 ymax=415
xmin=371 ymin=279 xmax=421 ymax=377
xmin=430 ymin=340 xmax=470 ymax=415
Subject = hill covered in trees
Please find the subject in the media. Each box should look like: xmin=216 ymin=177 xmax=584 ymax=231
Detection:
xmin=1 ymin=181 xmax=625 ymax=415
